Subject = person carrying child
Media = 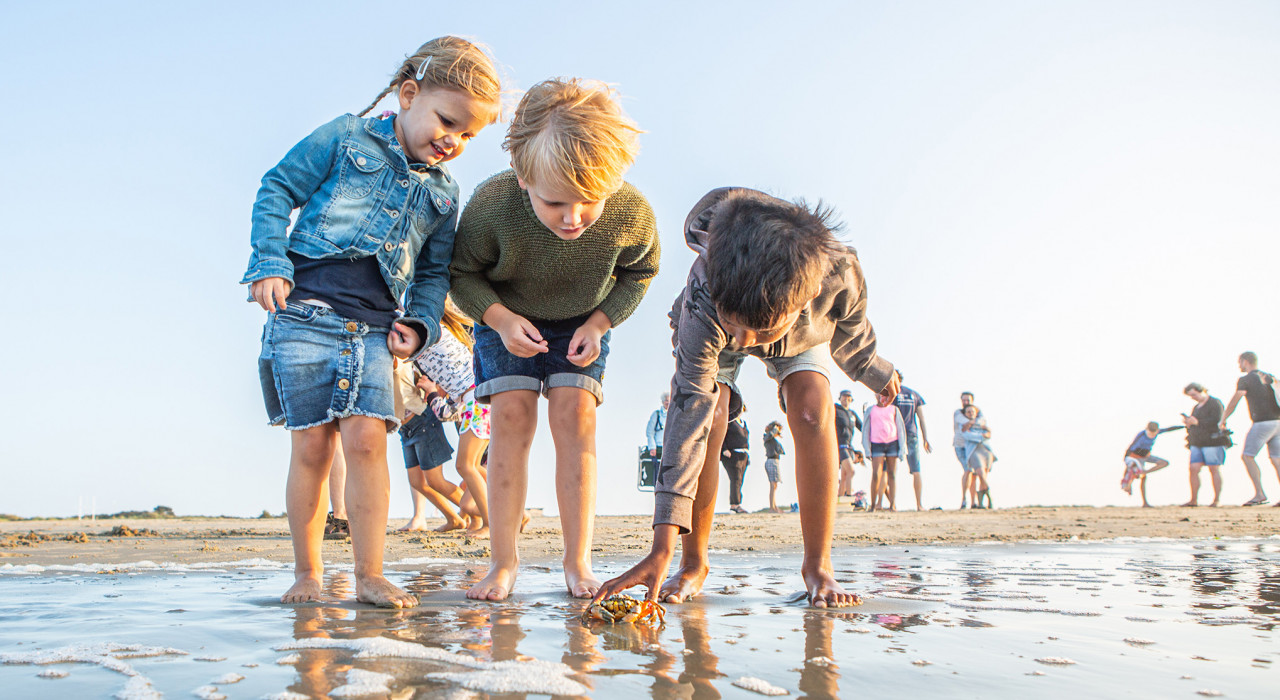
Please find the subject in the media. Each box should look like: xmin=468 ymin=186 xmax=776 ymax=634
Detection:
xmin=1120 ymin=421 xmax=1182 ymax=507
xmin=595 ymin=187 xmax=897 ymax=609
xmin=242 ymin=38 xmax=502 ymax=607
xmin=959 ymin=404 xmax=996 ymax=507
xmin=862 ymin=390 xmax=907 ymax=511
xmin=450 ymin=79 xmax=660 ymax=600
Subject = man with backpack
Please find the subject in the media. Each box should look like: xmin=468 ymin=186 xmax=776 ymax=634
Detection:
xmin=1220 ymin=351 xmax=1280 ymax=506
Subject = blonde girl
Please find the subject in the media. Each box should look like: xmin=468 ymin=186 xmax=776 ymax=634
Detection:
xmin=242 ymin=38 xmax=502 ymax=608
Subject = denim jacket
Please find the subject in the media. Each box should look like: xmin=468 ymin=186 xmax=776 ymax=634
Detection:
xmin=241 ymin=114 xmax=459 ymax=351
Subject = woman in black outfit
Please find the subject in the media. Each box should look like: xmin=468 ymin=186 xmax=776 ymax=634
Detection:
xmin=721 ymin=415 xmax=750 ymax=513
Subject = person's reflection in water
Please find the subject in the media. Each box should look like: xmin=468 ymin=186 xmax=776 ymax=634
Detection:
xmin=563 ymin=613 xmax=608 ymax=677
xmin=1190 ymin=550 xmax=1239 ymax=611
xmin=798 ymin=612 xmax=840 ymax=700
xmin=285 ymin=572 xmax=354 ymax=698
xmin=454 ymin=607 xmax=496 ymax=656
xmin=490 ymin=608 xmax=526 ymax=661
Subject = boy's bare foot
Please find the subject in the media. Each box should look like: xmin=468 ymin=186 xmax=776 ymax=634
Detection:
xmin=564 ymin=565 xmax=602 ymax=599
xmin=433 ymin=516 xmax=467 ymax=533
xmin=801 ymin=566 xmax=861 ymax=609
xmin=466 ymin=525 xmax=490 ymax=539
xmin=281 ymin=574 xmax=324 ymax=604
xmin=355 ymin=574 xmax=418 ymax=608
xmin=659 ymin=563 xmax=709 ymax=604
xmin=467 ymin=566 xmax=517 ymax=601
xmin=398 ymin=519 xmax=430 ymax=532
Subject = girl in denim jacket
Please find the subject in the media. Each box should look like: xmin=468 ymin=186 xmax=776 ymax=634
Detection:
xmin=241 ymin=37 xmax=502 ymax=608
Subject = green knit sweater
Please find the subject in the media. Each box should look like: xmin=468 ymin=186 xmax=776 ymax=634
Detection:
xmin=450 ymin=170 xmax=661 ymax=326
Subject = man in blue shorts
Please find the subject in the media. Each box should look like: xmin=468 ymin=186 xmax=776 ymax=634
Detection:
xmin=892 ymin=371 xmax=931 ymax=510
xmin=1220 ymin=351 xmax=1280 ymax=506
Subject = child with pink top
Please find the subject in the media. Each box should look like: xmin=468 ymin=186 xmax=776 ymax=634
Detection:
xmin=862 ymin=391 xmax=907 ymax=511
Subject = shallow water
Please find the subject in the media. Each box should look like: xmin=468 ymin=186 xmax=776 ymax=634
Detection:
xmin=1 ymin=540 xmax=1278 ymax=698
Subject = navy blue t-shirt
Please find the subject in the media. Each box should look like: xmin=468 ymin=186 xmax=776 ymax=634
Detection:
xmin=287 ymin=251 xmax=398 ymax=328
xmin=892 ymin=387 xmax=926 ymax=436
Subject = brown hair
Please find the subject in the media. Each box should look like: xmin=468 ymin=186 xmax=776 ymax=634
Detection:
xmin=1240 ymin=351 xmax=1259 ymax=366
xmin=704 ymin=192 xmax=845 ymax=329
xmin=441 ymin=297 xmax=474 ymax=351
xmin=504 ymin=78 xmax=641 ymax=201
xmin=357 ymin=36 xmax=502 ymax=120
xmin=1184 ymin=382 xmax=1206 ymax=395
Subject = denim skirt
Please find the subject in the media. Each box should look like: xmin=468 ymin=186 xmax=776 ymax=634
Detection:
xmin=258 ymin=301 xmax=397 ymax=432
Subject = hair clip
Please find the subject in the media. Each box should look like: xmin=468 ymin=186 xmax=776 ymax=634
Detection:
xmin=414 ymin=56 xmax=432 ymax=81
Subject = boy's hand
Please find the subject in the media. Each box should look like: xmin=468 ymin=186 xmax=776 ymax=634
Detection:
xmin=387 ymin=322 xmax=420 ymax=359
xmin=567 ymin=310 xmax=612 ymax=368
xmin=882 ymin=372 xmax=901 ymax=399
xmin=250 ymin=277 xmax=291 ymax=312
xmin=487 ymin=306 xmax=549 ymax=358
xmin=592 ymin=525 xmax=678 ymax=604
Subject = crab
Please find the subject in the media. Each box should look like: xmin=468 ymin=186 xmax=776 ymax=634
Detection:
xmin=582 ymin=594 xmax=666 ymax=627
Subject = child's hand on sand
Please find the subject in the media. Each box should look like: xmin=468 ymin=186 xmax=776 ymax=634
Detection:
xmin=567 ymin=310 xmax=612 ymax=368
xmin=387 ymin=322 xmax=420 ymax=359
xmin=250 ymin=277 xmax=291 ymax=312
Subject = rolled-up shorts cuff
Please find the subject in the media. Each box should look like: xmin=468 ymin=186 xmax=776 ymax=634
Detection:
xmin=546 ymin=372 xmax=605 ymax=405
xmin=474 ymin=375 xmax=542 ymax=403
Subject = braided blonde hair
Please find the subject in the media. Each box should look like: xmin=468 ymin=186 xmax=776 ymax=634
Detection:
xmin=357 ymin=36 xmax=502 ymax=120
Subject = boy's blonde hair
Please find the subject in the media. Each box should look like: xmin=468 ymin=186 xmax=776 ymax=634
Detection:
xmin=504 ymin=78 xmax=641 ymax=201
xmin=358 ymin=36 xmax=503 ymax=121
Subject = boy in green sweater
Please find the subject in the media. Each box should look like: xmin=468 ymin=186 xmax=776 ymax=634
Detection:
xmin=451 ymin=79 xmax=660 ymax=601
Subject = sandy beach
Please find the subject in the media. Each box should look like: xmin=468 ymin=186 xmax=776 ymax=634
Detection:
xmin=4 ymin=504 xmax=1278 ymax=569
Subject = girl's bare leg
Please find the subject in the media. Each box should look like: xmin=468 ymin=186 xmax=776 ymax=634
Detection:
xmin=329 ymin=437 xmax=348 ymax=520
xmin=884 ymin=457 xmax=898 ymax=511
xmin=467 ymin=391 xmax=537 ymax=601
xmin=420 ymin=467 xmax=466 ymax=531
xmin=870 ymin=457 xmax=885 ymax=511
xmin=548 ymin=386 xmax=601 ymax=598
xmin=283 ymin=424 xmax=338 ymax=603
xmin=456 ymin=432 xmax=491 ymax=537
xmin=339 ymin=415 xmax=416 ymax=608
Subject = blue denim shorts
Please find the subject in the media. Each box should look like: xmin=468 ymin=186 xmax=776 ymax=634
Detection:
xmin=400 ymin=412 xmax=454 ymax=470
xmin=903 ymin=434 xmax=922 ymax=473
xmin=870 ymin=441 xmax=899 ymax=458
xmin=258 ymin=301 xmax=397 ymax=432
xmin=1189 ymin=445 xmax=1227 ymax=466
xmin=472 ymin=315 xmax=610 ymax=404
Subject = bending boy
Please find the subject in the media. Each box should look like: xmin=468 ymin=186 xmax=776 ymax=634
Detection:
xmin=596 ymin=188 xmax=896 ymax=608
xmin=451 ymin=79 xmax=659 ymax=600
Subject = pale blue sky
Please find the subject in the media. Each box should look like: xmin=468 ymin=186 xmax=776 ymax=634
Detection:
xmin=2 ymin=1 xmax=1277 ymax=518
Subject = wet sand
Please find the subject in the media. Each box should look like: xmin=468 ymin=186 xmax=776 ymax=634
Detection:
xmin=3 ymin=504 xmax=1278 ymax=568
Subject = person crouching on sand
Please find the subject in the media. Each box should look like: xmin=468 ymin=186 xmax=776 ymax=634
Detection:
xmin=594 ymin=187 xmax=898 ymax=609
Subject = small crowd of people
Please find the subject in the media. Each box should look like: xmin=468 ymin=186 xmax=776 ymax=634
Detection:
xmin=652 ymin=371 xmax=998 ymax=514
xmin=1121 ymin=351 xmax=1280 ymax=508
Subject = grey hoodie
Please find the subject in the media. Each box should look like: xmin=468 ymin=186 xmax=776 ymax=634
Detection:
xmin=654 ymin=188 xmax=894 ymax=532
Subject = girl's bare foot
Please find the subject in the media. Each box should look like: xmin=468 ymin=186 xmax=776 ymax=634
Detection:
xmin=1209 ymin=501 xmax=1220 ymax=507
xmin=466 ymin=524 xmax=490 ymax=539
xmin=801 ymin=565 xmax=861 ymax=608
xmin=398 ymin=519 xmax=430 ymax=532
xmin=659 ymin=563 xmax=709 ymax=604
xmin=564 ymin=564 xmax=602 ymax=599
xmin=355 ymin=574 xmax=417 ymax=608
xmin=281 ymin=573 xmax=324 ymax=604
xmin=433 ymin=516 xmax=467 ymax=533
xmin=467 ymin=566 xmax=517 ymax=600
